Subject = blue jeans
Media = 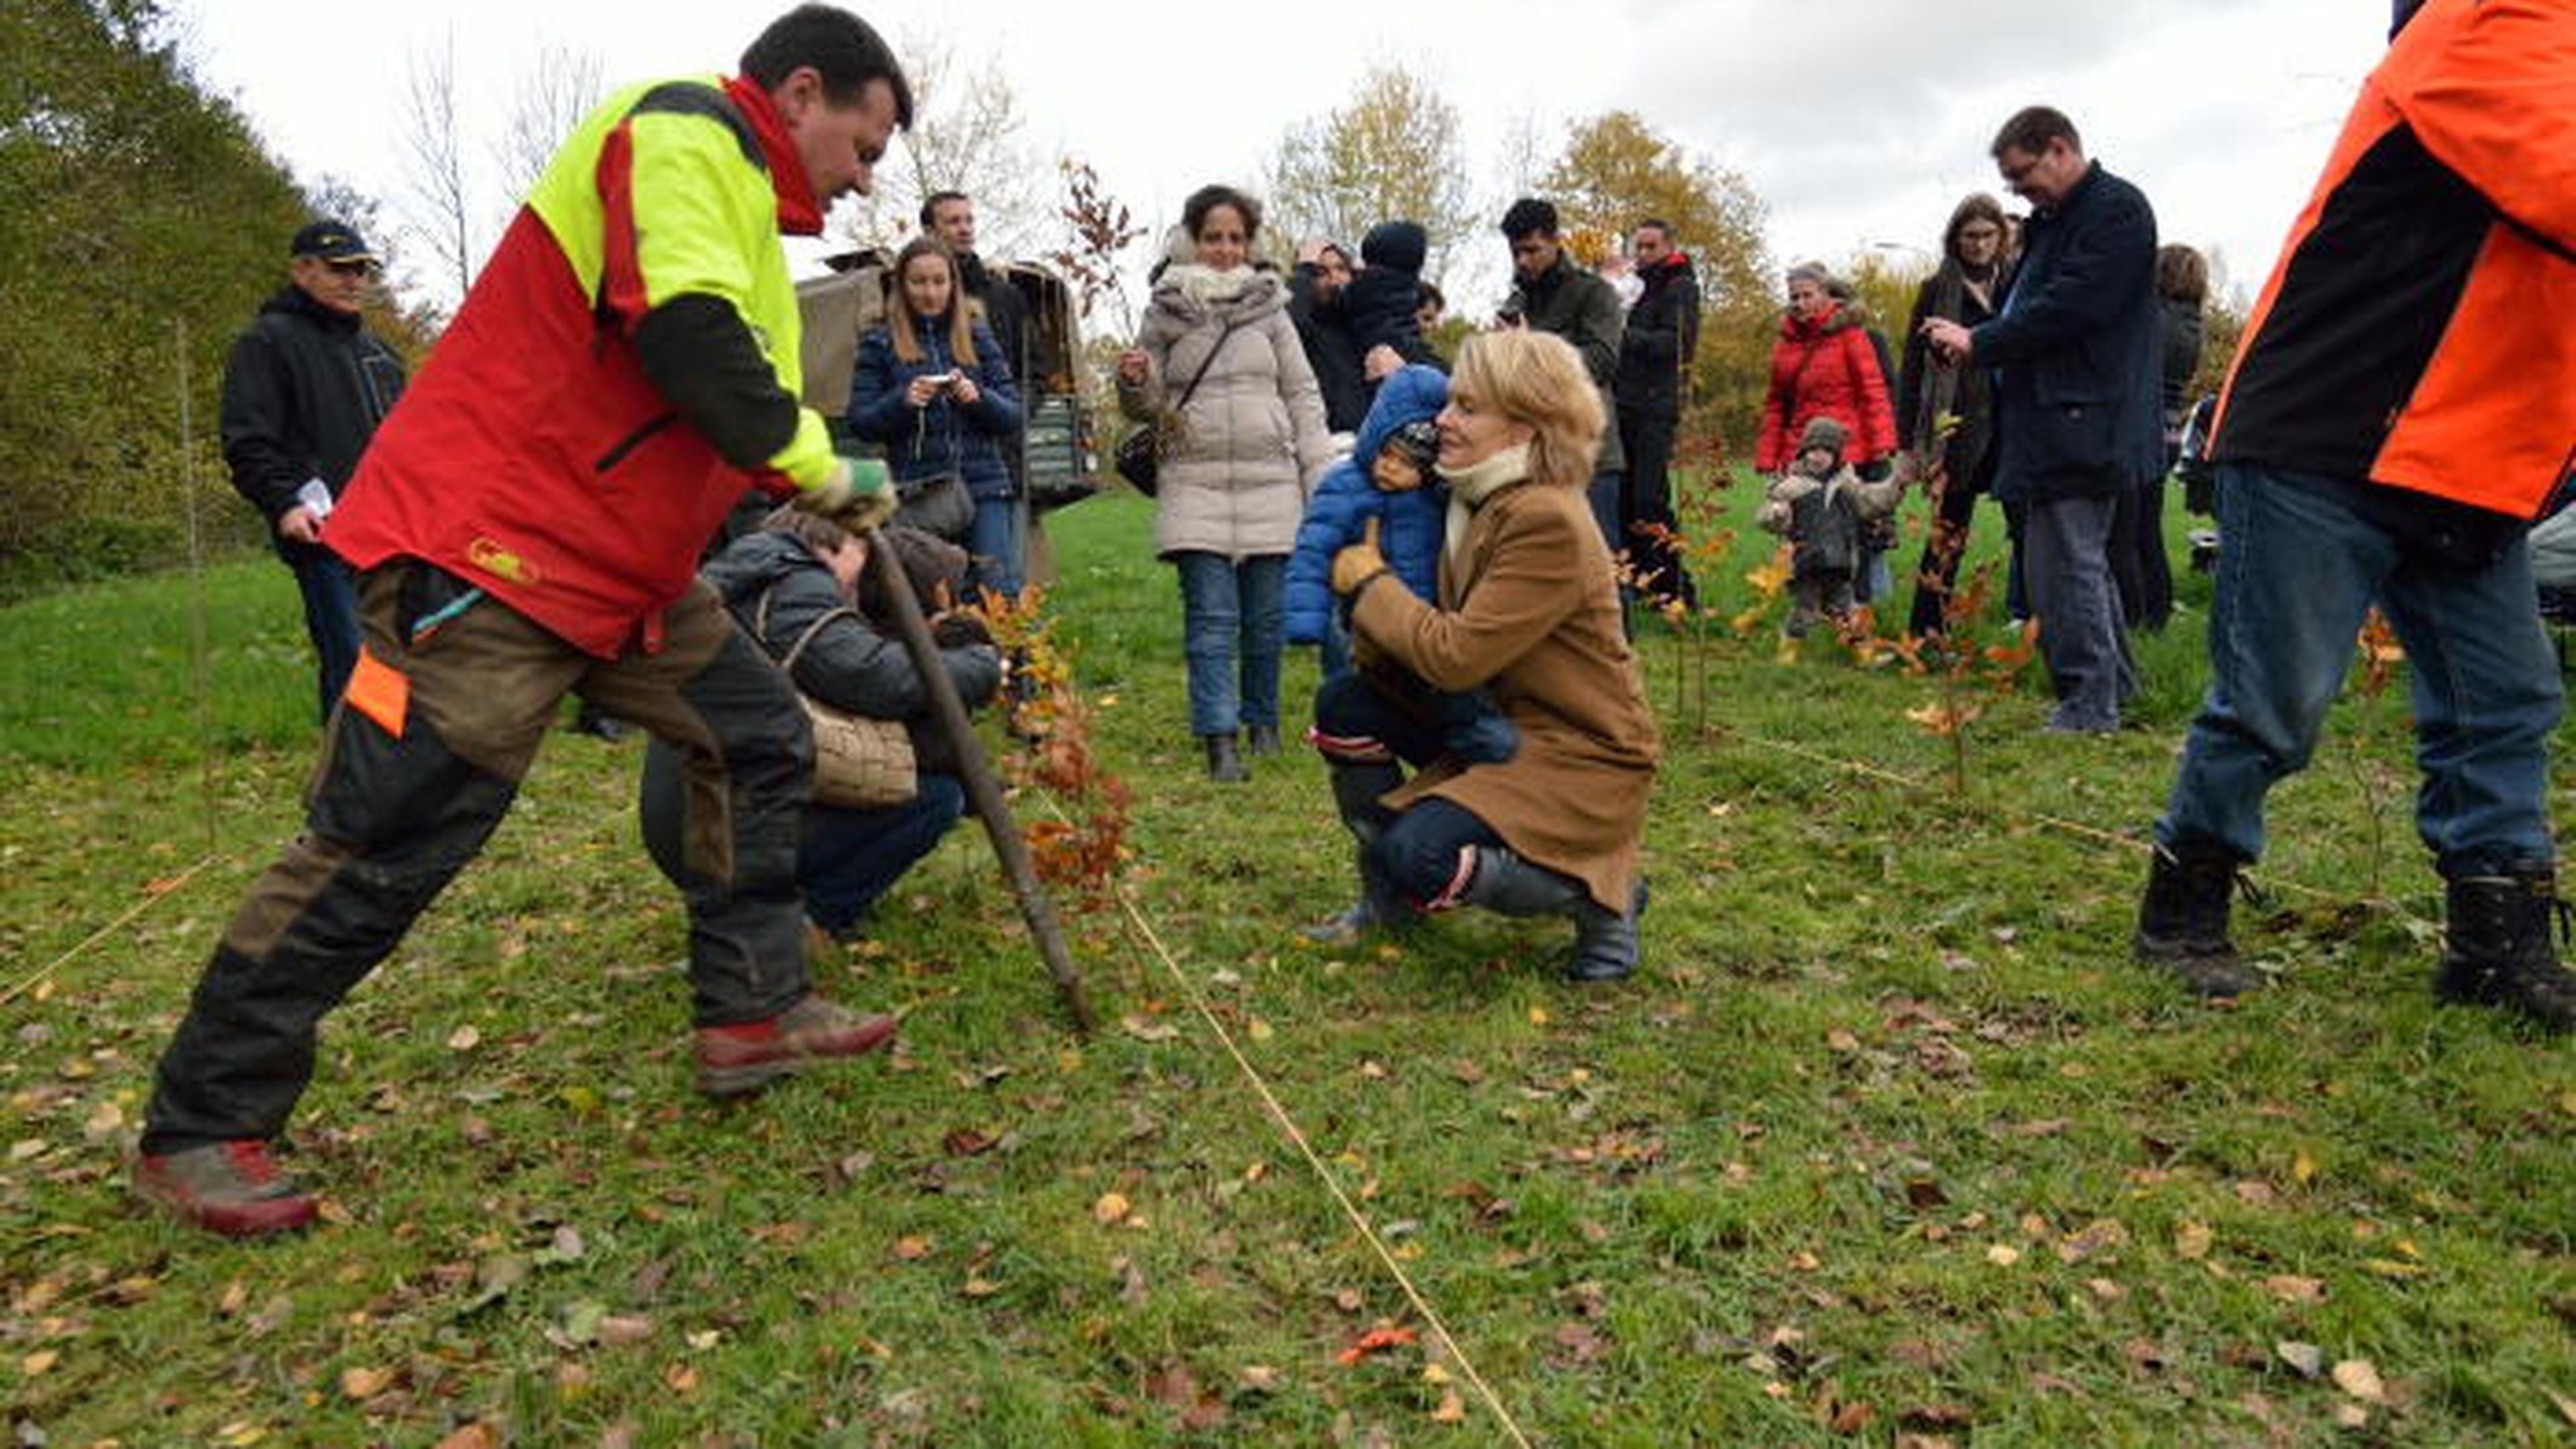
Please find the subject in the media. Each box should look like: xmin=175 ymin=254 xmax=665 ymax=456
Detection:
xmin=2021 ymin=490 xmax=2133 ymax=731
xmin=2159 ymin=463 xmax=2560 ymax=876
xmin=290 ymin=547 xmax=361 ymax=724
xmin=800 ymin=773 xmax=969 ymax=934
xmin=966 ymin=494 xmax=1022 ymax=601
xmin=1172 ymin=551 xmax=1285 ymax=737
xmin=1585 ymin=469 xmax=1625 ymax=557
xmin=1311 ymin=672 xmax=1506 ymax=906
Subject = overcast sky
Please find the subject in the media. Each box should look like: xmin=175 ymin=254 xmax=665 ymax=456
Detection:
xmin=164 ymin=0 xmax=2385 ymax=315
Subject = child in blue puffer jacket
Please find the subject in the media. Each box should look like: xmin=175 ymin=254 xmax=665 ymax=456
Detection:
xmin=1286 ymin=365 xmax=1517 ymax=763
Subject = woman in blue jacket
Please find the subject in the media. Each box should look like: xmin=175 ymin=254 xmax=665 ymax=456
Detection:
xmin=849 ymin=236 xmax=1025 ymax=598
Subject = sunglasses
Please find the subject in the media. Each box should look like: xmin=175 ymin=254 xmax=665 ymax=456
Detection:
xmin=321 ymin=259 xmax=378 ymax=278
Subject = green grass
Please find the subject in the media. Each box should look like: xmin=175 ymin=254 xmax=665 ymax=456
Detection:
xmin=7 ymin=485 xmax=2576 ymax=1446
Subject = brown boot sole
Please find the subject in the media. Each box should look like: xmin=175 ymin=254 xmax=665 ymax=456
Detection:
xmin=696 ymin=1014 xmax=899 ymax=1098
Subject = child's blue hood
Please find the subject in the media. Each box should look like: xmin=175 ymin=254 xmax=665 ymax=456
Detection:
xmin=1353 ymin=365 xmax=1449 ymax=467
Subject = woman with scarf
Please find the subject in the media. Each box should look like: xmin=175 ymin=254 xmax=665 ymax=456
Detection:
xmin=1116 ymin=184 xmax=1333 ymax=781
xmin=1894 ymin=194 xmax=2010 ymax=640
xmin=1305 ymin=330 xmax=1660 ymax=982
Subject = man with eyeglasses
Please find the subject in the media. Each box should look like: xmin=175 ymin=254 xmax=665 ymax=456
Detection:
xmin=220 ymin=219 xmax=408 ymax=722
xmin=1921 ymin=106 xmax=2160 ymax=737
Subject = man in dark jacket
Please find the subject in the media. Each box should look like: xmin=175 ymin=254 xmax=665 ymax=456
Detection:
xmin=220 ymin=220 xmax=408 ymax=722
xmin=1289 ymin=238 xmax=1367 ymax=433
xmin=1923 ymin=107 xmax=2159 ymax=735
xmin=1614 ymin=218 xmax=1700 ymax=607
xmin=2137 ymin=0 xmax=2576 ymax=1027
xmin=1500 ymin=197 xmax=1627 ymax=553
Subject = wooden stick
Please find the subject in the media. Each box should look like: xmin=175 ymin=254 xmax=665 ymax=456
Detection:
xmin=863 ymin=527 xmax=1096 ymax=1034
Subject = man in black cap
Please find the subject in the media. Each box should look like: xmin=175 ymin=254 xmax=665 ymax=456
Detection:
xmin=220 ymin=219 xmax=409 ymax=721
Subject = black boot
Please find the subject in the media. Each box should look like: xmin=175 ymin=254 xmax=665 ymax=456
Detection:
xmin=1567 ymin=881 xmax=1648 ymax=983
xmin=1203 ymin=733 xmax=1248 ymax=783
xmin=2135 ymin=837 xmax=2261 ymax=998
xmin=2434 ymin=872 xmax=2576 ymax=1032
xmin=1463 ymin=847 xmax=1642 ymax=983
xmin=1303 ymin=763 xmax=1413 ymax=943
xmin=1245 ymin=722 xmax=1282 ymax=757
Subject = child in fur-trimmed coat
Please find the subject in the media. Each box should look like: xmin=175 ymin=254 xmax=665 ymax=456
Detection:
xmin=1756 ymin=416 xmax=1900 ymax=637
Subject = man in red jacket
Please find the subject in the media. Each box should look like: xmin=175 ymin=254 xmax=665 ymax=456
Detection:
xmin=2135 ymin=0 xmax=2576 ymax=1028
xmin=133 ymin=5 xmax=913 ymax=1238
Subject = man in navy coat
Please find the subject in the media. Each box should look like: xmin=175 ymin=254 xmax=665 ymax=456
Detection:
xmin=1924 ymin=106 xmax=2160 ymax=735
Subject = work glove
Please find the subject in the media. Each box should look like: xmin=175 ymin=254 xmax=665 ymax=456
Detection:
xmin=796 ymin=455 xmax=897 ymax=532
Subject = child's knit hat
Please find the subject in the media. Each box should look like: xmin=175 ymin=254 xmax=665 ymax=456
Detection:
xmin=1798 ymin=416 xmax=1849 ymax=455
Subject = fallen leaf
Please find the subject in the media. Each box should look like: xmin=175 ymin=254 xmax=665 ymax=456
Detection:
xmin=942 ymin=1127 xmax=998 ymax=1157
xmin=2293 ymin=1149 xmax=2317 ymax=1185
xmin=1829 ymin=1400 xmax=1875 ymax=1434
xmin=2263 ymin=1275 xmax=2325 ymax=1304
xmin=1247 ymin=1017 xmax=1275 ymax=1042
xmin=1825 ymin=1028 xmax=1862 ymax=1053
xmin=1120 ymin=1014 xmax=1179 ymax=1042
xmin=433 ymin=1424 xmax=499 ymax=1449
xmin=2331 ymin=1358 xmax=2385 ymax=1403
xmin=661 ymin=1362 xmax=699 ymax=1395
xmin=2332 ymin=1403 xmax=2371 ymax=1429
xmin=961 ymin=1276 xmax=1002 ymax=1298
xmin=1336 ymin=1324 xmax=1419 ymax=1365
xmin=1092 ymin=1191 xmax=1132 ymax=1225
xmin=1984 ymin=1245 xmax=2021 ymax=1267
xmin=2174 ymin=1221 xmax=2214 ymax=1260
xmin=892 ymin=1234 xmax=933 ymax=1261
xmin=1528 ymin=1006 xmax=1551 ymax=1026
xmin=339 ymin=1366 xmax=394 ymax=1399
xmin=2275 ymin=1342 xmax=2324 ymax=1379
xmin=1236 ymin=1364 xmax=1283 ymax=1393
xmin=596 ymin=1314 xmax=654 ymax=1347
xmin=21 ymin=1350 xmax=59 ymax=1377
xmin=447 ymin=1024 xmax=482 ymax=1052
xmin=1430 ymin=1389 xmax=1466 ymax=1422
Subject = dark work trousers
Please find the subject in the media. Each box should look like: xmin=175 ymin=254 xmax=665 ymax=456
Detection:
xmin=1905 ymin=472 xmax=1984 ymax=639
xmin=1311 ymin=670 xmax=1510 ymax=907
xmin=142 ymin=559 xmax=813 ymax=1152
xmin=1617 ymin=408 xmax=1694 ymax=607
xmin=2107 ymin=474 xmax=2177 ymax=631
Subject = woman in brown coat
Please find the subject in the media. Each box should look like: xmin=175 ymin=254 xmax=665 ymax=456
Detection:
xmin=1308 ymin=329 xmax=1660 ymax=981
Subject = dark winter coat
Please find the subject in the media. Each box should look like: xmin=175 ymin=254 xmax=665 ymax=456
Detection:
xmin=1507 ymin=254 xmax=1627 ymax=474
xmin=1614 ymin=252 xmax=1701 ymax=420
xmin=847 ymin=317 xmax=1023 ymax=500
xmin=1289 ymin=262 xmax=1369 ymax=433
xmin=1284 ymin=366 xmax=1450 ymax=644
xmin=1896 ymin=262 xmax=1999 ymax=492
xmin=700 ymin=529 xmax=1000 ymax=725
xmin=2157 ymin=295 xmax=2204 ymax=440
xmin=1754 ymin=303 xmax=1897 ymax=472
xmin=1972 ymin=160 xmax=2163 ymax=504
xmin=219 ymin=284 xmax=407 ymax=555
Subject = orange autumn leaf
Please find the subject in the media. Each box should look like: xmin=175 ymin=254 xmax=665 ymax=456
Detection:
xmin=1334 ymin=1324 xmax=1418 ymax=1366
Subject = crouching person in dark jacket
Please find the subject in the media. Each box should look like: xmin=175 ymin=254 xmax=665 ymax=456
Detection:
xmin=642 ymin=513 xmax=1000 ymax=957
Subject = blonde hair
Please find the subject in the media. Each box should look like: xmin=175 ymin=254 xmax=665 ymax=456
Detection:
xmin=886 ymin=237 xmax=978 ymax=366
xmin=1452 ymin=330 xmax=1604 ymax=491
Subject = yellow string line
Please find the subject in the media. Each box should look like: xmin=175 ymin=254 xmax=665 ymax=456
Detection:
xmin=0 ymin=852 xmax=233 ymax=1009
xmin=1096 ymin=873 xmax=1537 ymax=1449
xmin=1722 ymin=725 xmax=2430 ymax=918
xmin=3 ymin=766 xmax=639 ymax=1010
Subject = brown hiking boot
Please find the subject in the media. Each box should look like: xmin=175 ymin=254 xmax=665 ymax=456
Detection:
xmin=133 ymin=1140 xmax=319 ymax=1239
xmin=695 ymin=993 xmax=898 ymax=1097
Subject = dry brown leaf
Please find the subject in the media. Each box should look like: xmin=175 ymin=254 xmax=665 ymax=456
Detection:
xmin=2174 ymin=1221 xmax=2214 ymax=1260
xmin=339 ymin=1366 xmax=395 ymax=1399
xmin=434 ymin=1424 xmax=500 ymax=1449
xmin=2263 ymin=1275 xmax=2325 ymax=1304
xmin=961 ymin=1276 xmax=1002 ymax=1298
xmin=1984 ymin=1245 xmax=2021 ymax=1267
xmin=1092 ymin=1191 xmax=1132 ymax=1225
xmin=1828 ymin=1400 xmax=1875 ymax=1434
xmin=596 ymin=1314 xmax=654 ymax=1347
xmin=892 ymin=1234 xmax=933 ymax=1261
xmin=21 ymin=1350 xmax=58 ymax=1377
xmin=2331 ymin=1358 xmax=2385 ymax=1403
xmin=447 ymin=1024 xmax=481 ymax=1052
xmin=1430 ymin=1388 xmax=1466 ymax=1423
xmin=2275 ymin=1342 xmax=2324 ymax=1379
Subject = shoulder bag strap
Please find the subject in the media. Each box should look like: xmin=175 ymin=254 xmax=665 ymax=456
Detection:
xmin=1171 ymin=319 xmax=1243 ymax=412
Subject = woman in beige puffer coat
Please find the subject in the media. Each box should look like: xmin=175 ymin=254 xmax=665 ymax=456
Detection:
xmin=1117 ymin=184 xmax=1333 ymax=781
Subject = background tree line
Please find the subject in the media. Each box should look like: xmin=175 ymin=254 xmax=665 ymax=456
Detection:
xmin=0 ymin=11 xmax=2242 ymax=598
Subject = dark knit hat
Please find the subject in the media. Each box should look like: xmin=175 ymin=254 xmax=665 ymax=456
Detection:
xmin=1382 ymin=419 xmax=1442 ymax=476
xmin=1361 ymin=221 xmax=1428 ymax=276
xmin=1798 ymin=416 xmax=1849 ymax=455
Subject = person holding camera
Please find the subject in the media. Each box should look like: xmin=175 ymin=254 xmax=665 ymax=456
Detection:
xmin=848 ymin=235 xmax=1024 ymax=598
